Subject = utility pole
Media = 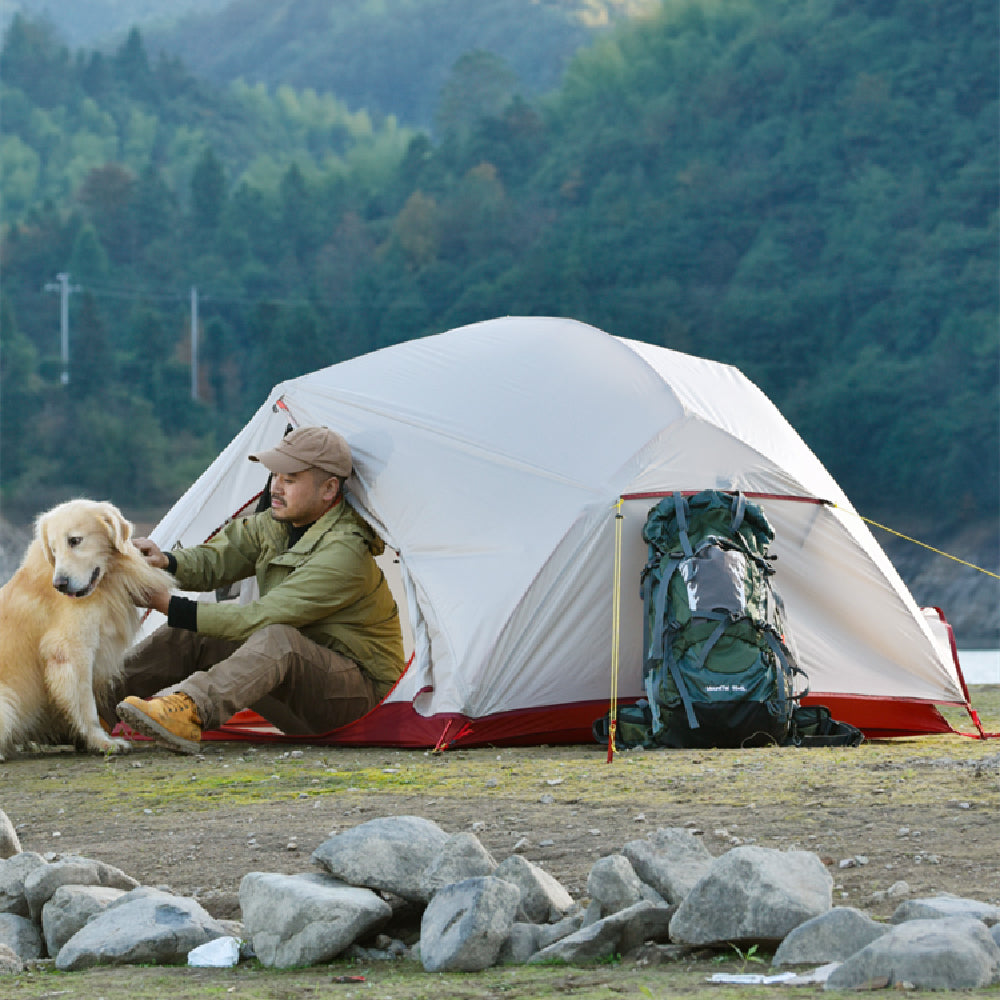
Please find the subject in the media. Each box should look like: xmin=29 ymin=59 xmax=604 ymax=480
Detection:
xmin=190 ymin=285 xmax=199 ymax=401
xmin=43 ymin=272 xmax=81 ymax=385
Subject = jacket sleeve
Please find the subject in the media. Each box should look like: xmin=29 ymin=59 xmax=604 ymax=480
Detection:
xmin=192 ymin=535 xmax=373 ymax=643
xmin=172 ymin=517 xmax=262 ymax=593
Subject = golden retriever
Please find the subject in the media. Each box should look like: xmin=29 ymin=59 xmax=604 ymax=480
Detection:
xmin=0 ymin=499 xmax=174 ymax=757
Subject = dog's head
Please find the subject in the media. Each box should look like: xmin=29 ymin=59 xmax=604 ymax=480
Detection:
xmin=38 ymin=500 xmax=135 ymax=599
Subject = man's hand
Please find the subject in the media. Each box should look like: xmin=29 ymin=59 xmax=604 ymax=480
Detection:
xmin=139 ymin=587 xmax=172 ymax=616
xmin=134 ymin=537 xmax=169 ymax=569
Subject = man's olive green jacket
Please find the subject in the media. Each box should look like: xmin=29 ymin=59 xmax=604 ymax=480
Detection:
xmin=172 ymin=500 xmax=405 ymax=698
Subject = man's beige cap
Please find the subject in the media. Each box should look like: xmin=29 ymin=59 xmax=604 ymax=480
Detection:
xmin=249 ymin=426 xmax=352 ymax=477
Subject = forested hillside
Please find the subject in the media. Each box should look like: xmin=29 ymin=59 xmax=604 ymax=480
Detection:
xmin=142 ymin=0 xmax=660 ymax=129
xmin=0 ymin=0 xmax=997 ymax=564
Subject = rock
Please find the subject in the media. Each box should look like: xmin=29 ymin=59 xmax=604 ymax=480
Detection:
xmin=24 ymin=856 xmax=139 ymax=921
xmin=0 ymin=811 xmax=20 ymax=859
xmin=312 ymin=815 xmax=449 ymax=901
xmin=240 ymin=871 xmax=391 ymax=968
xmin=536 ymin=909 xmax=586 ymax=950
xmin=890 ymin=894 xmax=1000 ymax=926
xmin=419 ymin=832 xmax=497 ymax=900
xmin=622 ymin=827 xmax=714 ymax=904
xmin=669 ymin=846 xmax=832 ymax=946
xmin=824 ymin=917 xmax=1000 ymax=991
xmin=0 ymin=942 xmax=23 ymax=974
xmin=528 ymin=901 xmax=674 ymax=964
xmin=419 ymin=876 xmax=521 ymax=972
xmin=493 ymin=855 xmax=575 ymax=924
xmin=587 ymin=854 xmax=663 ymax=916
xmin=55 ymin=888 xmax=228 ymax=971
xmin=772 ymin=906 xmax=889 ymax=966
xmin=0 ymin=852 xmax=46 ymax=916
xmin=41 ymin=885 xmax=127 ymax=959
xmin=0 ymin=912 xmax=43 ymax=960
xmin=496 ymin=922 xmax=540 ymax=964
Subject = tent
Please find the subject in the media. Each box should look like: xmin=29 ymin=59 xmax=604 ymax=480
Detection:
xmin=140 ymin=316 xmax=979 ymax=747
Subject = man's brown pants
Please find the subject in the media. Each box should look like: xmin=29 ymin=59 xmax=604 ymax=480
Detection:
xmin=106 ymin=624 xmax=379 ymax=735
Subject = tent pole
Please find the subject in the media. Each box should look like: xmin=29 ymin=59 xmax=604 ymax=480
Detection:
xmin=607 ymin=498 xmax=625 ymax=762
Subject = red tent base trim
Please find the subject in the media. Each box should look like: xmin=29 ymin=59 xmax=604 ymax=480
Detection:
xmin=199 ymin=691 xmax=985 ymax=749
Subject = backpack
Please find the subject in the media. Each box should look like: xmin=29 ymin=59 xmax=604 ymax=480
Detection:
xmin=639 ymin=490 xmax=807 ymax=748
xmin=783 ymin=705 xmax=865 ymax=748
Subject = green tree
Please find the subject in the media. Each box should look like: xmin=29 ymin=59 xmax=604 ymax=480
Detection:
xmin=434 ymin=50 xmax=519 ymax=138
xmin=190 ymin=146 xmax=226 ymax=232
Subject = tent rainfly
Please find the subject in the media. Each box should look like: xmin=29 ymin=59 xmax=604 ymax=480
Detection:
xmin=140 ymin=316 xmax=980 ymax=747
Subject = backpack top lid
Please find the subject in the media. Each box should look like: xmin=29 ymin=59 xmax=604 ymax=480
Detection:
xmin=642 ymin=490 xmax=774 ymax=559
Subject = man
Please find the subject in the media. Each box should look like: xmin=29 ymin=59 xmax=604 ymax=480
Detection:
xmin=114 ymin=426 xmax=405 ymax=753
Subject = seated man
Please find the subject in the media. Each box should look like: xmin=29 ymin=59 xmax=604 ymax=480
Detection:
xmin=114 ymin=426 xmax=405 ymax=753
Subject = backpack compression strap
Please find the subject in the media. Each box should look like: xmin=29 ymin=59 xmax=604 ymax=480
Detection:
xmin=673 ymin=492 xmax=694 ymax=558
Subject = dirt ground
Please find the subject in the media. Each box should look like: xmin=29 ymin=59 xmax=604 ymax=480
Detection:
xmin=3 ymin=690 xmax=998 ymax=931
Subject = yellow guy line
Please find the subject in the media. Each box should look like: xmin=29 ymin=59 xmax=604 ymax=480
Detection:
xmin=607 ymin=498 xmax=625 ymax=761
xmin=832 ymin=503 xmax=1000 ymax=580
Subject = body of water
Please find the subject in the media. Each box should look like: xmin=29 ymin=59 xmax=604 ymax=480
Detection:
xmin=959 ymin=649 xmax=1000 ymax=685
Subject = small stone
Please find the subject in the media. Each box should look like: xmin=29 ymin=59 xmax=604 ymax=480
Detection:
xmin=513 ymin=838 xmax=529 ymax=852
xmin=539 ymin=794 xmax=555 ymax=805
xmin=539 ymin=840 xmax=555 ymax=848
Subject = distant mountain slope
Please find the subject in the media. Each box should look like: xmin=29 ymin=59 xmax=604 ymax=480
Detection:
xmin=141 ymin=0 xmax=660 ymax=127
xmin=0 ymin=0 xmax=230 ymax=47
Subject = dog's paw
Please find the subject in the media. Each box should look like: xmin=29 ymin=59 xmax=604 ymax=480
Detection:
xmin=85 ymin=732 xmax=130 ymax=754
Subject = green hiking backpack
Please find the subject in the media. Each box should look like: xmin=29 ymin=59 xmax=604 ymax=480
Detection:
xmin=640 ymin=490 xmax=807 ymax=748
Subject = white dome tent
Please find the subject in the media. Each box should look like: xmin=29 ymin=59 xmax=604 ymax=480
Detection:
xmin=140 ymin=317 xmax=976 ymax=747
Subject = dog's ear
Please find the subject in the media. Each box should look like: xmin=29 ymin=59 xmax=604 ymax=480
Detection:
xmin=99 ymin=504 xmax=134 ymax=554
xmin=37 ymin=512 xmax=56 ymax=567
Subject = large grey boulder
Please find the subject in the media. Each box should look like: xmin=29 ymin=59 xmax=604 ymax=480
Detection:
xmin=669 ymin=846 xmax=832 ymax=946
xmin=772 ymin=907 xmax=889 ymax=966
xmin=24 ymin=856 xmax=138 ymax=921
xmin=419 ymin=876 xmax=521 ymax=972
xmin=312 ymin=815 xmax=449 ymax=901
xmin=587 ymin=854 xmax=663 ymax=916
xmin=419 ymin=832 xmax=497 ymax=901
xmin=0 ymin=852 xmax=46 ymax=916
xmin=824 ymin=917 xmax=1000 ymax=991
xmin=622 ymin=827 xmax=714 ymax=904
xmin=240 ymin=871 xmax=392 ymax=969
xmin=528 ymin=900 xmax=674 ymax=965
xmin=493 ymin=855 xmax=575 ymax=924
xmin=55 ymin=888 xmax=228 ymax=971
xmin=0 ymin=913 xmax=43 ymax=960
xmin=0 ymin=811 xmax=20 ymax=860
xmin=42 ymin=884 xmax=128 ymax=959
xmin=890 ymin=894 xmax=1000 ymax=926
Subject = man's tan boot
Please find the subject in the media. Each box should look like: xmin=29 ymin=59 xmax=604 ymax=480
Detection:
xmin=116 ymin=693 xmax=203 ymax=754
